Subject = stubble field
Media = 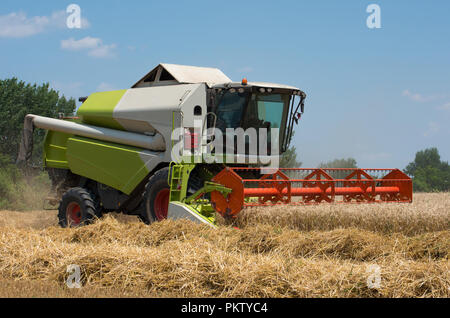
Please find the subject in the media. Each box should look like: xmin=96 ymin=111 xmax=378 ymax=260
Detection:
xmin=0 ymin=193 xmax=448 ymax=298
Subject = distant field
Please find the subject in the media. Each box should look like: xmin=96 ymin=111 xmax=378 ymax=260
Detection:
xmin=0 ymin=193 xmax=448 ymax=298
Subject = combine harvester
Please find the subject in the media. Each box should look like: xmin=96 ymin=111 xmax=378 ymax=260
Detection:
xmin=17 ymin=64 xmax=412 ymax=228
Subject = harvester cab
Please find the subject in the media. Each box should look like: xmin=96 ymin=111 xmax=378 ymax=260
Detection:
xmin=17 ymin=63 xmax=412 ymax=228
xmin=207 ymin=80 xmax=306 ymax=160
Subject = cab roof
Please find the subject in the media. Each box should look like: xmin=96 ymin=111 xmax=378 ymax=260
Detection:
xmin=132 ymin=63 xmax=303 ymax=94
xmin=132 ymin=63 xmax=231 ymax=88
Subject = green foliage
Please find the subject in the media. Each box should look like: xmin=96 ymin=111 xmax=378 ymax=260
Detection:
xmin=0 ymin=164 xmax=21 ymax=209
xmin=318 ymin=158 xmax=358 ymax=169
xmin=280 ymin=145 xmax=302 ymax=168
xmin=0 ymin=78 xmax=76 ymax=165
xmin=0 ymin=164 xmax=51 ymax=211
xmin=280 ymin=130 xmax=302 ymax=168
xmin=404 ymin=148 xmax=450 ymax=192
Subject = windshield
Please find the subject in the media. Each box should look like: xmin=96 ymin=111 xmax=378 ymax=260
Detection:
xmin=215 ymin=91 xmax=249 ymax=131
xmin=245 ymin=93 xmax=289 ymax=129
xmin=214 ymin=91 xmax=291 ymax=155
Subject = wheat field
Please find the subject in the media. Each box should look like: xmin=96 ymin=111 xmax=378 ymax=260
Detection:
xmin=0 ymin=193 xmax=448 ymax=298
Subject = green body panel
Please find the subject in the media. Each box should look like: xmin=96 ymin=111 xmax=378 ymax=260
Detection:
xmin=168 ymin=163 xmax=196 ymax=202
xmin=168 ymin=163 xmax=218 ymax=225
xmin=170 ymin=201 xmax=217 ymax=226
xmin=77 ymin=90 xmax=127 ymax=130
xmin=43 ymin=130 xmax=73 ymax=169
xmin=66 ymin=136 xmax=149 ymax=195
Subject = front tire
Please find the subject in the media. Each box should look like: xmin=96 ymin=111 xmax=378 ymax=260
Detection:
xmin=140 ymin=167 xmax=170 ymax=224
xmin=58 ymin=187 xmax=99 ymax=228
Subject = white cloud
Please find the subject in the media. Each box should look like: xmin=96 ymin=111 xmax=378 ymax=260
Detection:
xmin=88 ymin=44 xmax=117 ymax=58
xmin=437 ymin=102 xmax=450 ymax=111
xmin=96 ymin=82 xmax=116 ymax=92
xmin=0 ymin=11 xmax=89 ymax=38
xmin=46 ymin=10 xmax=90 ymax=29
xmin=424 ymin=121 xmax=439 ymax=137
xmin=402 ymin=89 xmax=445 ymax=103
xmin=0 ymin=12 xmax=48 ymax=38
xmin=61 ymin=37 xmax=100 ymax=50
xmin=61 ymin=37 xmax=117 ymax=58
xmin=51 ymin=81 xmax=84 ymax=99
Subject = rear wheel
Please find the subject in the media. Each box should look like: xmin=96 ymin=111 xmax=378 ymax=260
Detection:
xmin=140 ymin=167 xmax=170 ymax=224
xmin=58 ymin=187 xmax=99 ymax=228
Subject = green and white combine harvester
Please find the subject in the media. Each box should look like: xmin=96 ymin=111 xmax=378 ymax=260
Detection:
xmin=18 ymin=63 xmax=412 ymax=228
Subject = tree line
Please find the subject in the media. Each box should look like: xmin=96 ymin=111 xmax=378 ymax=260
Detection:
xmin=308 ymin=152 xmax=448 ymax=192
xmin=0 ymin=78 xmax=76 ymax=166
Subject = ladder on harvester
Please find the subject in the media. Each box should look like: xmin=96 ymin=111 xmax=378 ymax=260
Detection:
xmin=167 ymin=162 xmax=231 ymax=225
xmin=168 ymin=162 xmax=195 ymax=202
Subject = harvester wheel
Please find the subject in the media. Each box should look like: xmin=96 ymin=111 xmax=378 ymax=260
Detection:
xmin=141 ymin=167 xmax=170 ymax=224
xmin=58 ymin=187 xmax=99 ymax=228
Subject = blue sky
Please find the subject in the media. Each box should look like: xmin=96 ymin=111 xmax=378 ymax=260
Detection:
xmin=1 ymin=0 xmax=449 ymax=169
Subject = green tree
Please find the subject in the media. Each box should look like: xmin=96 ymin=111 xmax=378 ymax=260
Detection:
xmin=280 ymin=130 xmax=302 ymax=168
xmin=404 ymin=148 xmax=450 ymax=192
xmin=280 ymin=145 xmax=302 ymax=168
xmin=318 ymin=158 xmax=357 ymax=169
xmin=0 ymin=78 xmax=76 ymax=165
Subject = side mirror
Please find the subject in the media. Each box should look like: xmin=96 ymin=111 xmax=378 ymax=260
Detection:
xmin=293 ymin=112 xmax=301 ymax=125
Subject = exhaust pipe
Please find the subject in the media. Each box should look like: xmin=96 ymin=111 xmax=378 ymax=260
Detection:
xmin=17 ymin=114 xmax=166 ymax=166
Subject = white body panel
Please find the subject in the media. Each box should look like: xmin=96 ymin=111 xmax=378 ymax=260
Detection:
xmin=112 ymin=84 xmax=207 ymax=161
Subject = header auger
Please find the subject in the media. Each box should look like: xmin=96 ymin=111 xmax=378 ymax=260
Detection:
xmin=17 ymin=63 xmax=412 ymax=228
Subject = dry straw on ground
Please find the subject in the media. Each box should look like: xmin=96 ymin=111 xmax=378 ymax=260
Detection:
xmin=0 ymin=193 xmax=448 ymax=297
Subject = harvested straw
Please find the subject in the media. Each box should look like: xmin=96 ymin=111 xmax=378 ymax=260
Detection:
xmin=0 ymin=193 xmax=448 ymax=297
